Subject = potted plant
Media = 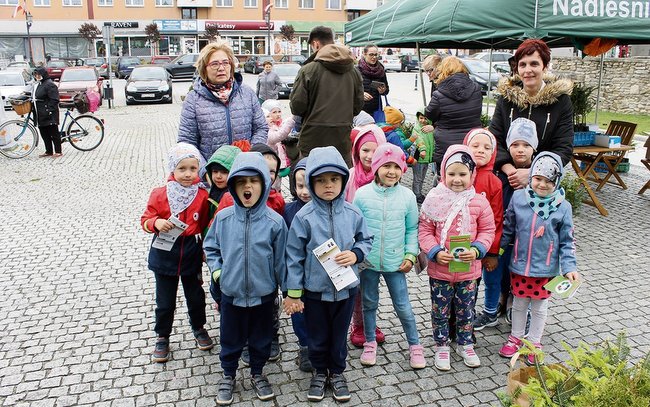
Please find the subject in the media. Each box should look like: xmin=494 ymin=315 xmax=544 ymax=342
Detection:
xmin=570 ymin=83 xmax=597 ymax=132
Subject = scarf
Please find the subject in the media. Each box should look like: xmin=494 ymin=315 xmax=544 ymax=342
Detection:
xmin=167 ymin=143 xmax=206 ymax=216
xmin=421 ymin=184 xmax=476 ymax=250
xmin=204 ymin=78 xmax=234 ymax=105
xmin=525 ymin=186 xmax=565 ymax=220
xmin=358 ymin=57 xmax=385 ymax=79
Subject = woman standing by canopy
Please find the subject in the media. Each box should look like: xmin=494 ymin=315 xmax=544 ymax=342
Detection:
xmin=357 ymin=43 xmax=389 ymax=117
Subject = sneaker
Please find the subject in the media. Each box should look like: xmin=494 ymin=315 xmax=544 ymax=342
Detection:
xmin=409 ymin=344 xmax=426 ymax=369
xmin=375 ymin=327 xmax=386 ymax=344
xmin=297 ymin=346 xmax=313 ymax=372
xmin=499 ymin=335 xmax=523 ymax=358
xmin=496 ymin=300 xmax=507 ymax=317
xmin=194 ymin=328 xmax=214 ymax=351
xmin=152 ymin=337 xmax=170 ymax=363
xmin=360 ymin=341 xmax=377 ymax=366
xmin=474 ymin=311 xmax=499 ymax=331
xmin=268 ymin=337 xmax=280 ymax=361
xmin=329 ymin=373 xmax=351 ymax=402
xmin=525 ymin=343 xmax=543 ymax=366
xmin=216 ymin=376 xmax=235 ymax=405
xmin=251 ymin=374 xmax=274 ymax=401
xmin=433 ymin=345 xmax=451 ymax=371
xmin=240 ymin=346 xmax=250 ymax=366
xmin=307 ymin=373 xmax=327 ymax=402
xmin=456 ymin=344 xmax=481 ymax=367
xmin=505 ymin=307 xmax=512 ymax=324
xmin=349 ymin=325 xmax=365 ymax=348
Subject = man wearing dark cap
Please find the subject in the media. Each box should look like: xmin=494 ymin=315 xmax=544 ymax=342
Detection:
xmin=289 ymin=25 xmax=364 ymax=168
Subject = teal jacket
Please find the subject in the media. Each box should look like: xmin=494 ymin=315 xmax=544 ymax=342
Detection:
xmin=353 ymin=182 xmax=419 ymax=272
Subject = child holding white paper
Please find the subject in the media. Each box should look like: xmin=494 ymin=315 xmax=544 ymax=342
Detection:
xmin=352 ymin=143 xmax=425 ymax=369
xmin=140 ymin=143 xmax=213 ymax=364
xmin=498 ymin=152 xmax=579 ymax=365
xmin=418 ymin=145 xmax=495 ymax=371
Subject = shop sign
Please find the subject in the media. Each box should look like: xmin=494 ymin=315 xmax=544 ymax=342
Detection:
xmin=154 ymin=19 xmax=198 ymax=32
xmin=205 ymin=21 xmax=274 ymax=31
xmin=110 ymin=21 xmax=139 ymax=29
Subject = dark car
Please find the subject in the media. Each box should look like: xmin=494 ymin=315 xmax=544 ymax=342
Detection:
xmin=115 ymin=56 xmax=142 ymax=79
xmin=399 ymin=55 xmax=420 ymax=72
xmin=243 ymin=55 xmax=275 ymax=74
xmin=45 ymin=60 xmax=67 ymax=81
xmin=278 ymin=55 xmax=307 ymax=65
xmin=273 ymin=63 xmax=301 ymax=99
xmin=164 ymin=53 xmax=199 ymax=80
xmin=460 ymin=58 xmax=502 ymax=95
xmin=125 ymin=66 xmax=172 ymax=105
xmin=84 ymin=57 xmax=109 ymax=79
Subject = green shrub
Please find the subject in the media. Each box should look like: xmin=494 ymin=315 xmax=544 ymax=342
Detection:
xmin=560 ymin=172 xmax=586 ymax=216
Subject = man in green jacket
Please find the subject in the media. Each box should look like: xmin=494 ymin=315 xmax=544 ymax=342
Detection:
xmin=290 ymin=26 xmax=364 ymax=168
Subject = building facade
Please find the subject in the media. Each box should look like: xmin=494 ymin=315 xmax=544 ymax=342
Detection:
xmin=0 ymin=0 xmax=377 ymax=64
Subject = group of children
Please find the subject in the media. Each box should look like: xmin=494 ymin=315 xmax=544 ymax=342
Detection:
xmin=140 ymin=102 xmax=580 ymax=404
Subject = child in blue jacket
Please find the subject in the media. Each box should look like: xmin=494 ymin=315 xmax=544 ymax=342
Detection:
xmin=283 ymin=146 xmax=372 ymax=403
xmin=498 ymin=152 xmax=580 ymax=365
xmin=204 ymin=152 xmax=288 ymax=405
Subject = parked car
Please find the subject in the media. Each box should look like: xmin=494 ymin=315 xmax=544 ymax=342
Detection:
xmin=125 ymin=66 xmax=172 ymax=105
xmin=243 ymin=55 xmax=275 ymax=74
xmin=399 ymin=55 xmax=420 ymax=72
xmin=45 ymin=60 xmax=67 ymax=81
xmin=5 ymin=61 xmax=34 ymax=72
xmin=57 ymin=66 xmax=103 ymax=106
xmin=460 ymin=58 xmax=503 ymax=95
xmin=164 ymin=53 xmax=199 ymax=80
xmin=115 ymin=56 xmax=141 ymax=79
xmin=84 ymin=57 xmax=109 ymax=79
xmin=272 ymin=63 xmax=301 ymax=99
xmin=472 ymin=51 xmax=514 ymax=71
xmin=278 ymin=55 xmax=307 ymax=65
xmin=0 ymin=71 xmax=31 ymax=111
xmin=150 ymin=55 xmax=172 ymax=65
xmin=380 ymin=55 xmax=402 ymax=72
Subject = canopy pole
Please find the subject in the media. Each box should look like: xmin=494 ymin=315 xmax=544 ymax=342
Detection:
xmin=594 ymin=54 xmax=604 ymax=128
xmin=416 ymin=43 xmax=426 ymax=105
xmin=485 ymin=47 xmax=493 ymax=121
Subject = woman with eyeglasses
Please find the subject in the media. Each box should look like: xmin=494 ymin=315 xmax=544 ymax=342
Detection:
xmin=178 ymin=42 xmax=269 ymax=162
xmin=357 ymin=43 xmax=390 ymax=116
xmin=422 ymin=54 xmax=442 ymax=97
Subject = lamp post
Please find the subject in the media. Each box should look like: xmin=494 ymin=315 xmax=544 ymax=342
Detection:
xmin=25 ymin=12 xmax=33 ymax=65
xmin=264 ymin=3 xmax=272 ymax=55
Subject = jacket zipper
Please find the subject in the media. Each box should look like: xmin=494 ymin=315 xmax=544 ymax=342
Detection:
xmin=524 ymin=212 xmax=538 ymax=276
xmin=546 ymin=241 xmax=553 ymax=266
xmin=540 ymin=113 xmax=550 ymax=142
xmin=513 ymin=238 xmax=518 ymax=263
xmin=226 ymin=106 xmax=233 ymax=144
xmin=329 ymin=202 xmax=337 ymax=302
xmin=244 ymin=210 xmax=250 ymax=306
xmin=380 ymin=190 xmax=387 ymax=271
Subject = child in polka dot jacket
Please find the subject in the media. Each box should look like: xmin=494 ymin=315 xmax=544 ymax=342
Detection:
xmin=498 ymin=151 xmax=580 ymax=365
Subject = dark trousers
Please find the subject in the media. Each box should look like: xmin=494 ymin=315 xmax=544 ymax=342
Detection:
xmin=291 ymin=311 xmax=309 ymax=347
xmin=304 ymin=290 xmax=356 ymax=375
xmin=39 ymin=124 xmax=61 ymax=154
xmin=430 ymin=278 xmax=478 ymax=346
xmin=220 ymin=299 xmax=274 ymax=377
xmin=154 ymin=273 xmax=207 ymax=338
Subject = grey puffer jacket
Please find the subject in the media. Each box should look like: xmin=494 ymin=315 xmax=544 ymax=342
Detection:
xmin=178 ymin=73 xmax=269 ymax=161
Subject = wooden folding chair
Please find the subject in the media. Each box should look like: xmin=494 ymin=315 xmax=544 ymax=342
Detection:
xmin=639 ymin=137 xmax=650 ymax=195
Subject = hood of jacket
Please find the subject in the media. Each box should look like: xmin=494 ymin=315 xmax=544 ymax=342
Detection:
xmin=314 ymin=44 xmax=356 ymax=75
xmin=440 ymin=144 xmax=478 ymax=186
xmin=463 ymin=128 xmax=497 ymax=173
xmin=497 ymin=74 xmax=573 ymax=109
xmin=205 ymin=144 xmax=241 ymax=174
xmin=437 ymin=73 xmax=482 ymax=102
xmin=529 ymin=151 xmax=565 ymax=189
xmin=290 ymin=157 xmax=308 ymax=188
xmin=306 ymin=146 xmax=349 ymax=210
xmin=226 ymin=151 xmax=271 ymax=215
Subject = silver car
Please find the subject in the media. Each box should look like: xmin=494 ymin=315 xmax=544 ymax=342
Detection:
xmin=273 ymin=63 xmax=301 ymax=99
xmin=0 ymin=71 xmax=31 ymax=111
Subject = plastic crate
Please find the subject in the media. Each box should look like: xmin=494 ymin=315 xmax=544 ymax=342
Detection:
xmin=573 ymin=131 xmax=596 ymax=146
xmin=579 ymin=158 xmax=629 ymax=173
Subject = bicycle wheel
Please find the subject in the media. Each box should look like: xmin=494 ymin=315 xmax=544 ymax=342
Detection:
xmin=66 ymin=114 xmax=104 ymax=151
xmin=0 ymin=119 xmax=38 ymax=159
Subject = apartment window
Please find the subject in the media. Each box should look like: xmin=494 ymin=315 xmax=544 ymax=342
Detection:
xmin=244 ymin=0 xmax=257 ymax=7
xmin=34 ymin=0 xmax=50 ymax=5
xmin=299 ymin=0 xmax=313 ymax=8
xmin=155 ymin=0 xmax=172 ymax=5
xmin=216 ymin=0 xmax=232 ymax=5
xmin=181 ymin=7 xmax=196 ymax=18
xmin=0 ymin=0 xmax=18 ymax=5
xmin=98 ymin=0 xmax=113 ymax=6
xmin=125 ymin=0 xmax=143 ymax=6
xmin=63 ymin=0 xmax=82 ymax=5
xmin=326 ymin=0 xmax=340 ymax=9
xmin=274 ymin=0 xmax=287 ymax=8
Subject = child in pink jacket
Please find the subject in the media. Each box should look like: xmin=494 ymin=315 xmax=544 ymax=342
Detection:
xmin=418 ymin=145 xmax=495 ymax=371
xmin=262 ymin=99 xmax=295 ymax=190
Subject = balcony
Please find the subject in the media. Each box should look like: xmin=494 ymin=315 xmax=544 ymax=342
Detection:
xmin=345 ymin=0 xmax=375 ymax=11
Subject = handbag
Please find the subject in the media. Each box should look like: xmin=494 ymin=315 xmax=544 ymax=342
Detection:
xmin=372 ymin=95 xmax=389 ymax=123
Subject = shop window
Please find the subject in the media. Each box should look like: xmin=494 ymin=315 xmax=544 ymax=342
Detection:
xmin=326 ymin=0 xmax=340 ymax=9
xmin=216 ymin=0 xmax=232 ymax=6
xmin=253 ymin=37 xmax=266 ymax=55
xmin=125 ymin=0 xmax=143 ymax=6
xmin=299 ymin=0 xmax=313 ymax=8
xmin=155 ymin=0 xmax=172 ymax=5
xmin=34 ymin=0 xmax=51 ymax=6
xmin=274 ymin=0 xmax=287 ymax=8
xmin=240 ymin=38 xmax=253 ymax=55
xmin=63 ymin=0 xmax=82 ymax=6
xmin=98 ymin=0 xmax=113 ymax=5
xmin=244 ymin=0 xmax=257 ymax=7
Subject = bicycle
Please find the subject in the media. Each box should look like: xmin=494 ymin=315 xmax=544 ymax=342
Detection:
xmin=0 ymin=94 xmax=104 ymax=159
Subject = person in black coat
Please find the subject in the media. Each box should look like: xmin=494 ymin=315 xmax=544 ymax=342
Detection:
xmin=357 ymin=43 xmax=389 ymax=116
xmin=32 ymin=67 xmax=62 ymax=157
xmin=424 ymin=56 xmax=483 ymax=170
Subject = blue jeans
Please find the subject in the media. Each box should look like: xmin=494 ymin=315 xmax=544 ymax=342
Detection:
xmin=482 ymin=245 xmax=512 ymax=315
xmin=361 ymin=269 xmax=420 ymax=346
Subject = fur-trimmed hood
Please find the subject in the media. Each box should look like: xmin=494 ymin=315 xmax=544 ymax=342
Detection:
xmin=496 ymin=75 xmax=573 ymax=109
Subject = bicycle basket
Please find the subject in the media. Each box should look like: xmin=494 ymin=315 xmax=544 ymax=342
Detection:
xmin=9 ymin=97 xmax=31 ymax=115
xmin=73 ymin=92 xmax=90 ymax=114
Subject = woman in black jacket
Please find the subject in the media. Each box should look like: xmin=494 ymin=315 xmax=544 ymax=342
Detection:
xmin=32 ymin=66 xmax=61 ymax=157
xmin=357 ymin=43 xmax=389 ymax=116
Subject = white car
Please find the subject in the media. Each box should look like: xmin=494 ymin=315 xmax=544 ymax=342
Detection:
xmin=380 ymin=55 xmax=402 ymax=72
xmin=473 ymin=51 xmax=514 ymax=74
xmin=0 ymin=71 xmax=31 ymax=111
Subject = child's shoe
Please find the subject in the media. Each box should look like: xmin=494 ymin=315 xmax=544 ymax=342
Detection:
xmin=307 ymin=373 xmax=327 ymax=402
xmin=194 ymin=328 xmax=214 ymax=351
xmin=152 ymin=337 xmax=170 ymax=363
xmin=375 ymin=327 xmax=386 ymax=344
xmin=349 ymin=325 xmax=365 ymax=348
xmin=433 ymin=345 xmax=451 ymax=371
xmin=297 ymin=346 xmax=313 ymax=372
xmin=216 ymin=375 xmax=235 ymax=405
xmin=456 ymin=344 xmax=481 ymax=367
xmin=525 ymin=343 xmax=543 ymax=366
xmin=360 ymin=341 xmax=377 ymax=366
xmin=409 ymin=344 xmax=426 ymax=369
xmin=499 ymin=335 xmax=523 ymax=358
xmin=269 ymin=337 xmax=281 ymax=361
xmin=329 ymin=373 xmax=351 ymax=402
xmin=474 ymin=311 xmax=499 ymax=331
xmin=251 ymin=374 xmax=274 ymax=401
xmin=240 ymin=346 xmax=250 ymax=366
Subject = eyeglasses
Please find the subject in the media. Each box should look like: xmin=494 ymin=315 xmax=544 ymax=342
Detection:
xmin=424 ymin=68 xmax=435 ymax=73
xmin=207 ymin=60 xmax=231 ymax=69
xmin=366 ymin=53 xmax=378 ymax=57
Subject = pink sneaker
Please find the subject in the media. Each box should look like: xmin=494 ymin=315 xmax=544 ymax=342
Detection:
xmin=350 ymin=325 xmax=365 ymax=348
xmin=499 ymin=335 xmax=523 ymax=358
xmin=360 ymin=341 xmax=377 ymax=366
xmin=409 ymin=344 xmax=426 ymax=369
xmin=525 ymin=343 xmax=542 ymax=366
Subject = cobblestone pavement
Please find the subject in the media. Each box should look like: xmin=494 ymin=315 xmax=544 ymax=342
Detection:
xmin=1 ymin=103 xmax=649 ymax=407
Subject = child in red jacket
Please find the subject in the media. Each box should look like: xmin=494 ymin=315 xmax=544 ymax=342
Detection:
xmin=141 ymin=143 xmax=213 ymax=364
